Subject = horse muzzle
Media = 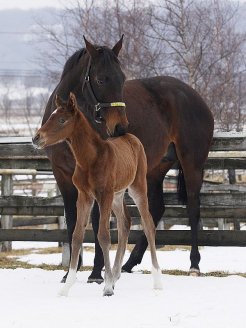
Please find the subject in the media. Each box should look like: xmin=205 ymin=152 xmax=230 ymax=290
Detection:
xmin=113 ymin=123 xmax=128 ymax=137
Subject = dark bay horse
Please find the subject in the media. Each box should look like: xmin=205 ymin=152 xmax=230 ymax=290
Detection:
xmin=41 ymin=37 xmax=214 ymax=283
xmin=33 ymin=92 xmax=162 ymax=296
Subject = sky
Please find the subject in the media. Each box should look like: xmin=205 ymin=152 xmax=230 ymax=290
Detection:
xmin=0 ymin=0 xmax=245 ymax=10
xmin=0 ymin=0 xmax=66 ymax=10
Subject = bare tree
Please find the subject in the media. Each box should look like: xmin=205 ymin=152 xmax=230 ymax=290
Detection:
xmin=148 ymin=0 xmax=246 ymax=130
xmin=34 ymin=0 xmax=161 ymax=80
xmin=0 ymin=78 xmax=13 ymax=134
xmin=33 ymin=0 xmax=246 ymax=131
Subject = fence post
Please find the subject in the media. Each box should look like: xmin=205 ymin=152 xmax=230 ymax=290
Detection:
xmin=228 ymin=168 xmax=240 ymax=230
xmin=0 ymin=174 xmax=13 ymax=251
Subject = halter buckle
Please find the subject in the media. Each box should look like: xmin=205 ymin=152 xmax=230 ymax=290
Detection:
xmin=95 ymin=103 xmax=101 ymax=112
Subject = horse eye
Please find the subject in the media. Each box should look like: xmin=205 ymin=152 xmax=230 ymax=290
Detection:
xmin=58 ymin=117 xmax=66 ymax=124
xmin=97 ymin=79 xmax=104 ymax=85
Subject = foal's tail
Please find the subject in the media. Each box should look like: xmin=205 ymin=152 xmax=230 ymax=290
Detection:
xmin=177 ymin=164 xmax=187 ymax=205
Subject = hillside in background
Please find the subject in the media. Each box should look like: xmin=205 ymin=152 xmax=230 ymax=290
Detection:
xmin=0 ymin=8 xmax=61 ymax=74
xmin=0 ymin=3 xmax=245 ymax=74
xmin=0 ymin=3 xmax=245 ymax=136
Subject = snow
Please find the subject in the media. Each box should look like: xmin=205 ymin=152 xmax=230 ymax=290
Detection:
xmin=1 ymin=241 xmax=245 ymax=327
xmin=12 ymin=241 xmax=246 ymax=274
xmin=1 ymin=268 xmax=245 ymax=328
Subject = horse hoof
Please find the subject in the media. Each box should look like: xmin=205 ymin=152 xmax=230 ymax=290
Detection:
xmin=87 ymin=277 xmax=104 ymax=284
xmin=121 ymin=264 xmax=133 ymax=273
xmin=87 ymin=271 xmax=104 ymax=284
xmin=189 ymin=268 xmax=200 ymax=277
xmin=60 ymin=276 xmax=67 ymax=283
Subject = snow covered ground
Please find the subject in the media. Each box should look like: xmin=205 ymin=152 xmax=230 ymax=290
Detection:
xmin=1 ymin=242 xmax=246 ymax=328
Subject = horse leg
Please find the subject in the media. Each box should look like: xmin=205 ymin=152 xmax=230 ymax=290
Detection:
xmin=122 ymin=164 xmax=173 ymax=272
xmin=111 ymin=193 xmax=131 ymax=285
xmin=87 ymin=202 xmax=104 ymax=284
xmin=59 ymin=191 xmax=93 ymax=296
xmin=97 ymin=192 xmax=114 ymax=296
xmin=128 ymin=183 xmax=162 ymax=290
xmin=180 ymin=163 xmax=203 ymax=275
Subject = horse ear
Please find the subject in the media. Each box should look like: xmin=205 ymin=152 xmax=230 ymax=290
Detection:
xmin=68 ymin=92 xmax=78 ymax=113
xmin=83 ymin=36 xmax=98 ymax=58
xmin=55 ymin=94 xmax=65 ymax=108
xmin=112 ymin=34 xmax=124 ymax=57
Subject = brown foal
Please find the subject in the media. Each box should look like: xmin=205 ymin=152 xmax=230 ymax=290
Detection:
xmin=33 ymin=92 xmax=162 ymax=296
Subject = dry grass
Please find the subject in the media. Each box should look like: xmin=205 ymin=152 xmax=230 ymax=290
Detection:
xmin=0 ymin=247 xmax=245 ymax=278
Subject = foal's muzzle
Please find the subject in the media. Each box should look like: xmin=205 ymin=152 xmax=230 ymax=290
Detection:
xmin=32 ymin=133 xmax=45 ymax=149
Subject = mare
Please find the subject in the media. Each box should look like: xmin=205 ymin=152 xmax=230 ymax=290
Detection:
xmin=41 ymin=36 xmax=214 ymax=283
xmin=33 ymin=92 xmax=162 ymax=296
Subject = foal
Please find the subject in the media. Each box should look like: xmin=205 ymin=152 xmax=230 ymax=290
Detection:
xmin=33 ymin=92 xmax=162 ymax=296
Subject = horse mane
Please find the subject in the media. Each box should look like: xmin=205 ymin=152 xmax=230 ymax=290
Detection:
xmin=60 ymin=45 xmax=120 ymax=81
xmin=97 ymin=46 xmax=120 ymax=65
xmin=60 ymin=48 xmax=86 ymax=80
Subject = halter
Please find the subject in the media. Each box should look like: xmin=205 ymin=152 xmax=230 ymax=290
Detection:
xmin=82 ymin=56 xmax=126 ymax=123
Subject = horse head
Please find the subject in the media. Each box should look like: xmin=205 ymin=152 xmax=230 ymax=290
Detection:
xmin=82 ymin=35 xmax=129 ymax=137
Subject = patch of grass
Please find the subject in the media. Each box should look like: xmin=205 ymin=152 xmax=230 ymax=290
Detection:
xmin=0 ymin=248 xmax=35 ymax=258
xmin=0 ymin=247 xmax=245 ymax=278
xmin=130 ymin=268 xmax=246 ymax=278
xmin=202 ymin=271 xmax=246 ymax=278
xmin=0 ymin=255 xmax=94 ymax=272
xmin=36 ymin=247 xmax=62 ymax=255
xmin=157 ymin=245 xmax=192 ymax=252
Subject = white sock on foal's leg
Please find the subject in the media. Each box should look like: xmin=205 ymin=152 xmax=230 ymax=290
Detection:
xmin=58 ymin=269 xmax=77 ymax=297
xmin=152 ymin=266 xmax=163 ymax=290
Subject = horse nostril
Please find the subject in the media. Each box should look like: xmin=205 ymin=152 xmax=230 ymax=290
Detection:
xmin=32 ymin=134 xmax=40 ymax=145
xmin=114 ymin=124 xmax=127 ymax=137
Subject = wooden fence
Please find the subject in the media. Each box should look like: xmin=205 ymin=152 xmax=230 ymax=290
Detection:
xmin=0 ymin=133 xmax=246 ymax=252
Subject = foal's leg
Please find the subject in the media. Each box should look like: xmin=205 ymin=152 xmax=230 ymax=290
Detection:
xmin=128 ymin=185 xmax=162 ymax=290
xmin=122 ymin=163 xmax=173 ymax=272
xmin=59 ymin=191 xmax=93 ymax=296
xmin=111 ymin=193 xmax=131 ymax=284
xmin=48 ymin=144 xmax=82 ymax=283
xmin=97 ymin=192 xmax=115 ymax=296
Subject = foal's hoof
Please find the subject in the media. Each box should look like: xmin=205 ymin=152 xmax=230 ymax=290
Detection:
xmin=189 ymin=268 xmax=200 ymax=277
xmin=103 ymin=288 xmax=114 ymax=297
xmin=58 ymin=287 xmax=69 ymax=297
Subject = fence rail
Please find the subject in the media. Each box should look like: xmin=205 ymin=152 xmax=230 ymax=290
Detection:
xmin=1 ymin=229 xmax=246 ymax=246
xmin=0 ymin=133 xmax=246 ymax=250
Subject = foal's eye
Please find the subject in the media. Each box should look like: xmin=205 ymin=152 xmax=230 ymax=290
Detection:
xmin=58 ymin=117 xmax=66 ymax=124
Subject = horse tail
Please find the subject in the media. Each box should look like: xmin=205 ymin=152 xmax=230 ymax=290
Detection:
xmin=177 ymin=164 xmax=187 ymax=205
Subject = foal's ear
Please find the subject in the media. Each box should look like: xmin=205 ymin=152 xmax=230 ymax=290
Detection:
xmin=112 ymin=34 xmax=124 ymax=57
xmin=83 ymin=36 xmax=98 ymax=58
xmin=68 ymin=92 xmax=78 ymax=113
xmin=55 ymin=94 xmax=66 ymax=108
